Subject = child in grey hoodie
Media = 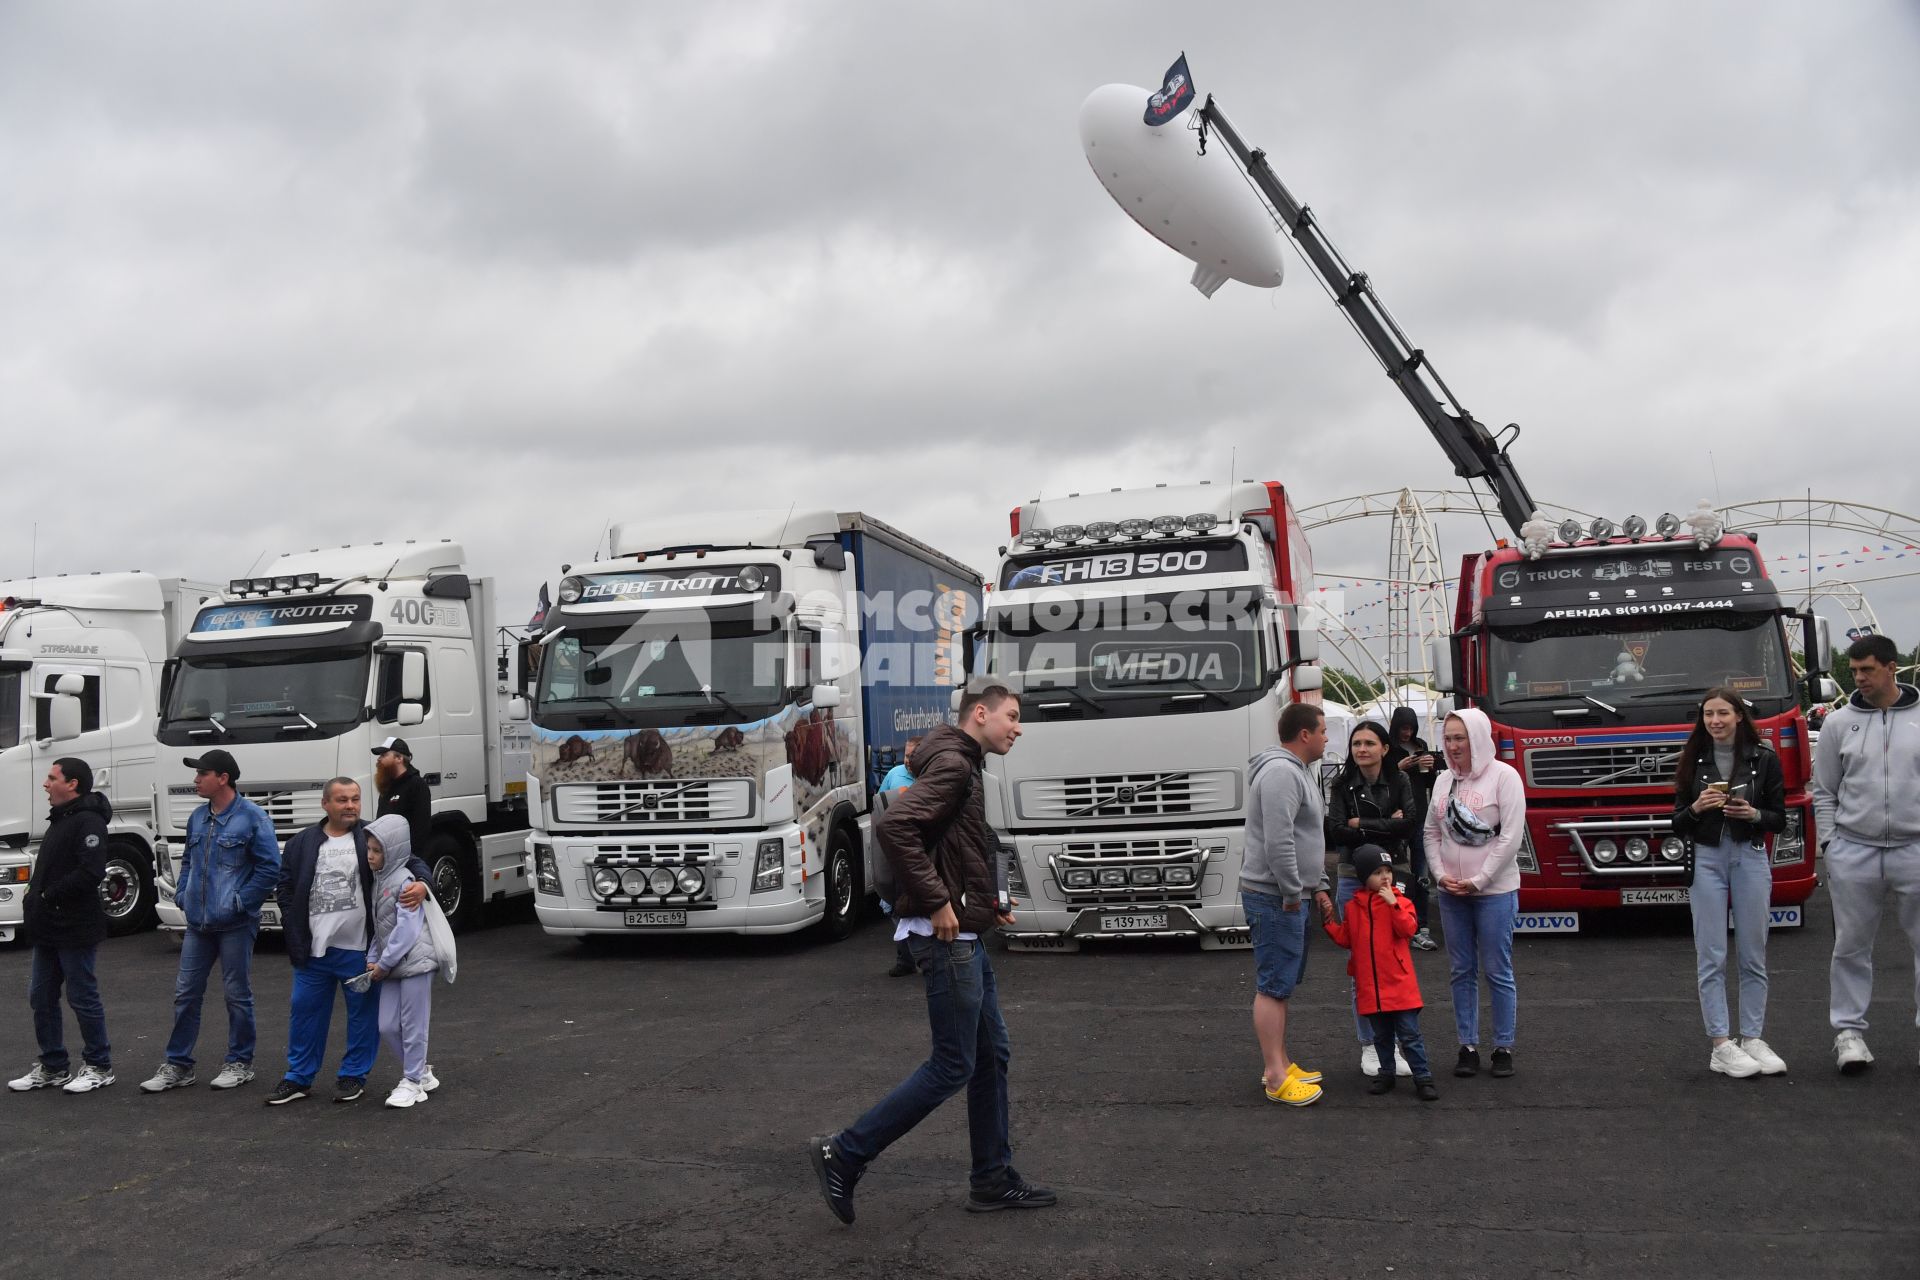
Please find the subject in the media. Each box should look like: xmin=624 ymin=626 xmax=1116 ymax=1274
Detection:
xmin=363 ymin=814 xmax=439 ymax=1109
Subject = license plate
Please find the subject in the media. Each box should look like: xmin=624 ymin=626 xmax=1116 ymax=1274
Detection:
xmin=1097 ymin=910 xmax=1169 ymax=932
xmin=624 ymin=909 xmax=687 ymax=927
xmin=1621 ymin=888 xmax=1688 ymax=905
xmin=260 ymin=906 xmax=281 ymax=927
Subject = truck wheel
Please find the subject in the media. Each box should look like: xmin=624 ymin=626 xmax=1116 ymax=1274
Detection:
xmin=428 ymin=833 xmax=482 ymax=933
xmin=100 ymin=842 xmax=156 ymax=936
xmin=816 ymin=828 xmax=861 ymax=942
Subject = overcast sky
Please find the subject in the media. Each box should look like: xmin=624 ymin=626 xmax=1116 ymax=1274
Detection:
xmin=5 ymin=1 xmax=1918 ymax=668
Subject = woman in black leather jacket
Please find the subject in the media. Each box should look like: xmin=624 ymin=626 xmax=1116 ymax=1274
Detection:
xmin=1670 ymin=688 xmax=1788 ymax=1079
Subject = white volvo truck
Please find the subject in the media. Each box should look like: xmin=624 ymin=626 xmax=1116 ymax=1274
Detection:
xmin=977 ymin=480 xmax=1323 ymax=952
xmin=153 ymin=541 xmax=530 ymax=931
xmin=0 ymin=573 xmax=218 ymax=939
xmin=525 ymin=510 xmax=978 ymax=941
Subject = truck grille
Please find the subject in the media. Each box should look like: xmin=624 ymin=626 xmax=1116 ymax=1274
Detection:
xmin=1524 ymin=742 xmax=1680 ymax=789
xmin=1048 ymin=837 xmax=1207 ymax=906
xmin=1018 ymin=771 xmax=1237 ymax=821
xmin=244 ymin=787 xmax=326 ymax=839
xmin=554 ymin=779 xmax=753 ymax=825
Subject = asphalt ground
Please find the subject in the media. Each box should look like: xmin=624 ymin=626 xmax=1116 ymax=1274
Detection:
xmin=2 ymin=890 xmax=1917 ymax=1280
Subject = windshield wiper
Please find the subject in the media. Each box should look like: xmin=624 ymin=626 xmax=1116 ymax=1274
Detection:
xmin=1027 ymin=683 xmax=1105 ymax=716
xmin=1626 ymin=684 xmax=1725 ymax=701
xmin=275 ymin=711 xmax=320 ymax=733
xmin=541 ymin=694 xmax=630 ymax=721
xmin=651 ymin=687 xmax=750 ymax=720
xmin=1162 ymin=680 xmax=1230 ymax=708
xmin=180 ymin=713 xmax=229 ymax=738
xmin=1499 ymin=692 xmax=1621 ymax=717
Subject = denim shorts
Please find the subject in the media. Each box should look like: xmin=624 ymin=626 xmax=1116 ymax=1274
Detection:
xmin=1242 ymin=888 xmax=1309 ymax=999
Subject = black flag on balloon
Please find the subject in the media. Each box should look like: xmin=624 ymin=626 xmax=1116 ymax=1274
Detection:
xmin=1143 ymin=54 xmax=1195 ymax=126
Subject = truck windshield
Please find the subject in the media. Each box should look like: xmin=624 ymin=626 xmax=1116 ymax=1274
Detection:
xmin=982 ymin=590 xmax=1266 ymax=718
xmin=534 ymin=618 xmax=788 ymax=728
xmin=158 ymin=645 xmax=372 ymax=745
xmin=1486 ymin=612 xmax=1795 ymax=719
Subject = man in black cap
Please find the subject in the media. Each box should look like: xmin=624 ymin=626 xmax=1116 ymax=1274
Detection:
xmin=373 ymin=737 xmax=433 ymax=871
xmin=9 ymin=758 xmax=115 ymax=1093
xmin=140 ymin=749 xmax=281 ymax=1094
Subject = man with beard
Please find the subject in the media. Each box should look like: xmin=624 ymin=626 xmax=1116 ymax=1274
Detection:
xmin=373 ymin=737 xmax=432 ymax=863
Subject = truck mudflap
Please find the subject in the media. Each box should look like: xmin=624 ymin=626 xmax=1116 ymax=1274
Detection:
xmin=1002 ymin=906 xmax=1254 ymax=952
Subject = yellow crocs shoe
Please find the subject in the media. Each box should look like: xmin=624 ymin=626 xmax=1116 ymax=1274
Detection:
xmin=1264 ymin=1074 xmax=1323 ymax=1107
xmin=1261 ymin=1062 xmax=1323 ymax=1088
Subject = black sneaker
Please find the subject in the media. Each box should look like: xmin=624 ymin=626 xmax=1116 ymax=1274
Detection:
xmin=887 ymin=959 xmax=916 ymax=978
xmin=965 ymin=1178 xmax=1057 ymax=1213
xmin=334 ymin=1076 xmax=366 ymax=1103
xmin=1367 ymin=1074 xmax=1396 ymax=1095
xmin=809 ymin=1134 xmax=862 ymax=1225
xmin=1490 ymin=1048 xmax=1515 ymax=1078
xmin=265 ymin=1079 xmax=309 ymax=1106
xmin=1415 ymin=1077 xmax=1440 ymax=1102
xmin=1454 ymin=1047 xmax=1481 ymax=1078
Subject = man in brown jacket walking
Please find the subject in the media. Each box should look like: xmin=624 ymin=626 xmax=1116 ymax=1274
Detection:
xmin=810 ymin=678 xmax=1055 ymax=1223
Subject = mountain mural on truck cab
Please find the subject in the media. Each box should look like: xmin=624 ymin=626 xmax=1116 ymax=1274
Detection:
xmin=530 ymin=703 xmax=857 ymax=801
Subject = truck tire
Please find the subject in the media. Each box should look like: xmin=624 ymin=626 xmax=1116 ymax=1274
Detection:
xmin=100 ymin=841 xmax=156 ymax=936
xmin=428 ymin=831 xmax=482 ymax=933
xmin=816 ymin=827 xmax=861 ymax=942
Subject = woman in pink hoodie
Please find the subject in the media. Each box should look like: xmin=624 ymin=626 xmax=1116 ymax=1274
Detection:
xmin=1422 ymin=707 xmax=1526 ymax=1079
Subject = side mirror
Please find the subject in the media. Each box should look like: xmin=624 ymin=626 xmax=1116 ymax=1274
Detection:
xmin=47 ymin=694 xmax=82 ymax=742
xmin=1292 ymin=666 xmax=1324 ymax=694
xmin=400 ymin=650 xmax=427 ymax=702
xmin=397 ymin=702 xmax=426 ymax=727
xmin=811 ymin=684 xmax=843 ymax=710
xmin=1811 ymin=675 xmax=1839 ymax=704
xmin=1811 ymin=614 xmax=1833 ymax=674
xmin=54 ymin=673 xmax=85 ymax=696
xmin=951 ymin=687 xmax=965 ymax=714
xmin=1292 ymin=626 xmax=1322 ymax=665
xmin=507 ymin=695 xmax=530 ymax=722
xmin=1429 ymin=637 xmax=1456 ymax=694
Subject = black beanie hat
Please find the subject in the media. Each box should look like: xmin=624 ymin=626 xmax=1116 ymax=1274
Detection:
xmin=1350 ymin=843 xmax=1393 ymax=883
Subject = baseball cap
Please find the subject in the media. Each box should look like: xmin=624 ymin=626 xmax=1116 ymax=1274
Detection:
xmin=183 ymin=749 xmax=241 ymax=783
xmin=373 ymin=736 xmax=412 ymax=759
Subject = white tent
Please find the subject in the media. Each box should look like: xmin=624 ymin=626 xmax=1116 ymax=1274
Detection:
xmin=1357 ymin=683 xmax=1452 ymax=744
xmin=1319 ymin=699 xmax=1359 ymax=766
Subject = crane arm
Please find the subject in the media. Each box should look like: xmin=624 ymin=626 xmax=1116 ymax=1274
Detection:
xmin=1196 ymin=96 xmax=1538 ymax=535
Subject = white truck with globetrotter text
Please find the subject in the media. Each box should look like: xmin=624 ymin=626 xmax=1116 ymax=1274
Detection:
xmin=0 ymin=573 xmax=219 ymax=940
xmin=524 ymin=510 xmax=978 ymax=941
xmin=153 ymin=541 xmax=531 ymax=932
xmin=975 ymin=480 xmax=1323 ymax=952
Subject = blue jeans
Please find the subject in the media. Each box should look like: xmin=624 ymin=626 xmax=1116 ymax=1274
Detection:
xmin=1689 ymin=836 xmax=1771 ymax=1039
xmin=29 ymin=944 xmax=111 ymax=1072
xmin=166 ymin=924 xmax=259 ymax=1068
xmin=1438 ymin=890 xmax=1518 ymax=1049
xmin=1333 ymin=877 xmax=1375 ymax=1044
xmin=834 ymin=935 xmax=1014 ymax=1192
xmin=1366 ymin=1009 xmax=1431 ymax=1080
xmin=1242 ymin=888 xmax=1309 ymax=999
xmin=284 ymin=946 xmax=379 ymax=1086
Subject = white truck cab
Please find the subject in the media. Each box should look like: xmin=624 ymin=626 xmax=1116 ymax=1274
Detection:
xmin=153 ymin=541 xmax=530 ymax=930
xmin=0 ymin=573 xmax=218 ymax=940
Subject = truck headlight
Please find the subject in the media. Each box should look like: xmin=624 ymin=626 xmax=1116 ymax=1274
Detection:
xmin=675 ymin=867 xmax=706 ymax=895
xmin=752 ymin=838 xmax=785 ymax=893
xmin=1592 ymin=838 xmax=1620 ymax=866
xmin=647 ymin=867 xmax=677 ymax=896
xmin=1515 ymin=832 xmax=1539 ymax=875
xmin=536 ymin=845 xmax=562 ymax=896
xmin=1162 ymin=865 xmax=1196 ymax=887
xmin=154 ymin=837 xmax=174 ymax=882
xmin=590 ymin=865 xmax=621 ymax=899
xmin=999 ymin=841 xmax=1027 ymax=897
xmin=1660 ymin=837 xmax=1687 ymax=863
xmin=1063 ymin=868 xmax=1095 ymax=889
xmin=620 ymin=867 xmax=648 ymax=896
xmin=1625 ymin=837 xmax=1651 ymax=863
xmin=1773 ymin=811 xmax=1805 ymax=865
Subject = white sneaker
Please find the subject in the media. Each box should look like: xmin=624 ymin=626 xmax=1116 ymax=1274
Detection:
xmin=420 ymin=1065 xmax=440 ymax=1094
xmin=7 ymin=1062 xmax=70 ymax=1092
xmin=139 ymin=1061 xmax=196 ymax=1092
xmin=1709 ymin=1041 xmax=1761 ymax=1078
xmin=61 ymin=1065 xmax=115 ymax=1093
xmin=1740 ymin=1038 xmax=1788 ymax=1075
xmin=1835 ymin=1030 xmax=1874 ymax=1075
xmin=209 ymin=1062 xmax=255 ymax=1090
xmin=1360 ymin=1043 xmax=1381 ymax=1077
xmin=384 ymin=1079 xmax=428 ymax=1109
xmin=1393 ymin=1048 xmax=1411 ymax=1077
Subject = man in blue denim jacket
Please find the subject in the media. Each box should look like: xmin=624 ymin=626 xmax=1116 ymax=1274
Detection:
xmin=139 ymin=749 xmax=280 ymax=1094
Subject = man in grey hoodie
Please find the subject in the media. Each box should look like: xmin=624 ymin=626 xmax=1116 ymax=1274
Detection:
xmin=1812 ymin=635 xmax=1920 ymax=1074
xmin=1242 ymin=702 xmax=1331 ymax=1106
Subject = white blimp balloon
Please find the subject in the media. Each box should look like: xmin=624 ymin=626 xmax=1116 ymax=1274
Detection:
xmin=1078 ymin=82 xmax=1285 ymax=297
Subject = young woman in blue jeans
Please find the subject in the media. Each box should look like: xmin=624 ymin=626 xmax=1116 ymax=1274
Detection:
xmin=1669 ymin=689 xmax=1788 ymax=1078
xmin=1423 ymin=709 xmax=1526 ymax=1079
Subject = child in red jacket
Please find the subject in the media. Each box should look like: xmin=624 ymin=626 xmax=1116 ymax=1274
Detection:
xmin=1323 ymin=845 xmax=1438 ymax=1101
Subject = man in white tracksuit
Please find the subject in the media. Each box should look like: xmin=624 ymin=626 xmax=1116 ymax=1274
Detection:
xmin=1812 ymin=634 xmax=1920 ymax=1074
